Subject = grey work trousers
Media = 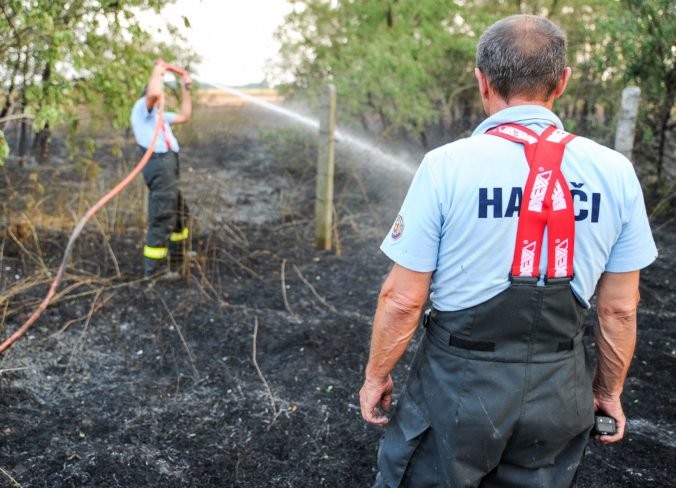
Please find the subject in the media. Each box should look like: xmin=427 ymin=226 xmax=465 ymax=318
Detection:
xmin=142 ymin=150 xmax=190 ymax=275
xmin=375 ymin=280 xmax=595 ymax=488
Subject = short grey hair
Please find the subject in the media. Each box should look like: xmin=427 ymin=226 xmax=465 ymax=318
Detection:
xmin=476 ymin=15 xmax=567 ymax=102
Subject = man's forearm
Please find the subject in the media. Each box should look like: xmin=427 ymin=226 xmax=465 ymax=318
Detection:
xmin=365 ymin=293 xmax=423 ymax=384
xmin=146 ymin=64 xmax=165 ymax=102
xmin=593 ymin=310 xmax=637 ymax=397
xmin=179 ymin=84 xmax=192 ymax=121
xmin=593 ymin=270 xmax=640 ymax=398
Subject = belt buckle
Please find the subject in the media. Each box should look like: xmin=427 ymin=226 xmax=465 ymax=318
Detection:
xmin=544 ymin=274 xmax=574 ymax=285
xmin=422 ymin=308 xmax=431 ymax=328
xmin=509 ymin=273 xmax=540 ymax=285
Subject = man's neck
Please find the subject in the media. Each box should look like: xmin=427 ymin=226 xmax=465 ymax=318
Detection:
xmin=486 ymin=95 xmax=554 ymax=116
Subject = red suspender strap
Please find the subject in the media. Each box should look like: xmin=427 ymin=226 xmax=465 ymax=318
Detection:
xmin=486 ymin=124 xmax=539 ymax=163
xmin=160 ymin=120 xmax=173 ymax=152
xmin=486 ymin=123 xmax=576 ymax=279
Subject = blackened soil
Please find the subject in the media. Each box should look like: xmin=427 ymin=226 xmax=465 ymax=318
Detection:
xmin=0 ymin=108 xmax=674 ymax=487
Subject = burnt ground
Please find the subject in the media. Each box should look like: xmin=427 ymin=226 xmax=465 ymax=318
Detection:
xmin=0 ymin=103 xmax=674 ymax=487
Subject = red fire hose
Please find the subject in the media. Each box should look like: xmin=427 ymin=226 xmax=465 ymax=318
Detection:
xmin=0 ymin=61 xmax=187 ymax=354
xmin=163 ymin=62 xmax=188 ymax=77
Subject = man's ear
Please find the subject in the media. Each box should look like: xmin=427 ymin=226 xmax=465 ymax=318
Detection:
xmin=475 ymin=68 xmax=490 ymax=101
xmin=554 ymin=67 xmax=572 ymax=99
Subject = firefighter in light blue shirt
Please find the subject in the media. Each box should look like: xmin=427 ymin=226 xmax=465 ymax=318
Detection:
xmin=381 ymin=104 xmax=656 ymax=312
xmin=360 ymin=14 xmax=657 ymax=488
xmin=131 ymin=61 xmax=192 ymax=278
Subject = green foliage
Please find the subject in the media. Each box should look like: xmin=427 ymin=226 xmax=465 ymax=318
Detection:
xmin=275 ymin=0 xmax=674 ymax=166
xmin=0 ymin=0 xmax=198 ymax=159
xmin=258 ymin=127 xmax=316 ymax=176
xmin=598 ymin=0 xmax=675 ymax=178
xmin=276 ymin=0 xmax=483 ymax=136
xmin=74 ymin=156 xmax=102 ymax=182
xmin=0 ymin=129 xmax=8 ymax=165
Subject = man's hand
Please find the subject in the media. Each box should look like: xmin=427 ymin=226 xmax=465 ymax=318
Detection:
xmin=360 ymin=375 xmax=394 ymax=426
xmin=173 ymin=73 xmax=193 ymax=124
xmin=593 ymin=391 xmax=626 ymax=444
xmin=146 ymin=62 xmax=167 ymax=111
xmin=153 ymin=60 xmax=167 ymax=76
xmin=181 ymin=73 xmax=192 ymax=91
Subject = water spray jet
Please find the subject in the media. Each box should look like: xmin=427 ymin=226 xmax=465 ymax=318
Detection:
xmin=195 ymin=78 xmax=417 ymax=177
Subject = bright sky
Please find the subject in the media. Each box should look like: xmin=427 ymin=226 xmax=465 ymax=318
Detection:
xmin=146 ymin=0 xmax=293 ymax=86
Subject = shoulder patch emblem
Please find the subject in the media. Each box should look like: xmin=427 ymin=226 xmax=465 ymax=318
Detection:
xmin=391 ymin=215 xmax=404 ymax=240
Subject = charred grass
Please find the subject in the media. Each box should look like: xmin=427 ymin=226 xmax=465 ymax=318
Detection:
xmin=0 ymin=103 xmax=674 ymax=487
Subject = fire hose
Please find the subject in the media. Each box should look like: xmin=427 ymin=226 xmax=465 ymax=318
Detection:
xmin=0 ymin=61 xmax=188 ymax=354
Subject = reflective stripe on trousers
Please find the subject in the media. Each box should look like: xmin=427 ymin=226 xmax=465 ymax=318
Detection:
xmin=170 ymin=227 xmax=189 ymax=242
xmin=143 ymin=245 xmax=168 ymax=260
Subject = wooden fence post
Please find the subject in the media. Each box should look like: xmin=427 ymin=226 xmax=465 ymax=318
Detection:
xmin=315 ymin=84 xmax=336 ymax=250
xmin=615 ymin=86 xmax=641 ymax=161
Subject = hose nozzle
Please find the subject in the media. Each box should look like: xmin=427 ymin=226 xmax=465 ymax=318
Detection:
xmin=156 ymin=58 xmax=188 ymax=77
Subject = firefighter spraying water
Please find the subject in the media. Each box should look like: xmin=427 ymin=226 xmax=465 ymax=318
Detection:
xmin=131 ymin=60 xmax=194 ymax=279
xmin=0 ymin=60 xmax=191 ymax=353
xmin=0 ymin=58 xmax=415 ymax=353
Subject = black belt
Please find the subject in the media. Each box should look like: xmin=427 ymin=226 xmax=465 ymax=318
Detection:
xmin=422 ymin=308 xmax=577 ymax=352
xmin=509 ymin=274 xmax=574 ymax=285
xmin=138 ymin=145 xmax=177 ymax=157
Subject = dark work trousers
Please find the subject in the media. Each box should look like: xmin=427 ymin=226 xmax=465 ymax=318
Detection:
xmin=375 ymin=280 xmax=595 ymax=488
xmin=141 ymin=150 xmax=190 ymax=275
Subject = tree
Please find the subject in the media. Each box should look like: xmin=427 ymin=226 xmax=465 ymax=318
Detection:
xmin=0 ymin=0 xmax=197 ymax=165
xmin=603 ymin=0 xmax=674 ymax=181
xmin=275 ymin=0 xmax=674 ymax=174
xmin=276 ymin=0 xmax=485 ymax=146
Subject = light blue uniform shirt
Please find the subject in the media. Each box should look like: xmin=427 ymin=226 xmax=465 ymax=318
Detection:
xmin=381 ymin=105 xmax=658 ymax=310
xmin=130 ymin=97 xmax=179 ymax=153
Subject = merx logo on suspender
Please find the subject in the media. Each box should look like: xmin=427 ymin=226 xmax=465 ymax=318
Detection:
xmin=551 ymin=181 xmax=567 ymax=211
xmin=495 ymin=125 xmax=539 ymax=144
xmin=528 ymin=169 xmax=552 ymax=213
xmin=554 ymin=239 xmax=570 ymax=277
xmin=520 ymin=240 xmax=538 ymax=275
